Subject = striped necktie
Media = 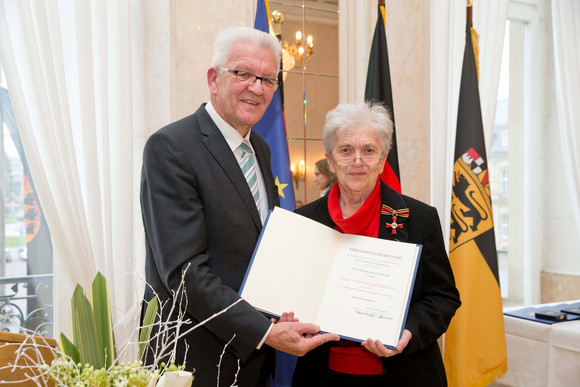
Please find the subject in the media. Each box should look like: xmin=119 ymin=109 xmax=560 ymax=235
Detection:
xmin=239 ymin=142 xmax=261 ymax=215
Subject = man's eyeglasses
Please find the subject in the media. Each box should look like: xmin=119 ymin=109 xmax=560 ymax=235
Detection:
xmin=331 ymin=153 xmax=384 ymax=167
xmin=218 ymin=68 xmax=279 ymax=91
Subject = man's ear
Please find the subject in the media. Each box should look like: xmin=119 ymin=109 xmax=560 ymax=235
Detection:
xmin=207 ymin=67 xmax=219 ymax=95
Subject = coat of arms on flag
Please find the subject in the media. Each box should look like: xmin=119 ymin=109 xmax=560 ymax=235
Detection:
xmin=450 ymin=147 xmax=493 ymax=249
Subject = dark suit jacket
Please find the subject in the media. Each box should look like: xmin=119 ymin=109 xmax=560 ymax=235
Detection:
xmin=140 ymin=104 xmax=280 ymax=387
xmin=292 ymin=181 xmax=461 ymax=387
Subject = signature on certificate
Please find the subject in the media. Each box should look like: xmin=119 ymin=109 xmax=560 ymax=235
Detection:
xmin=353 ymin=307 xmax=392 ymax=320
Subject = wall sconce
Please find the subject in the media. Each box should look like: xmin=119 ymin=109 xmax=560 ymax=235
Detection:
xmin=271 ymin=10 xmax=314 ymax=73
xmin=291 ymin=160 xmax=305 ymax=188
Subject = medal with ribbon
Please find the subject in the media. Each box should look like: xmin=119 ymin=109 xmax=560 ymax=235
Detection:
xmin=381 ymin=205 xmax=410 ymax=234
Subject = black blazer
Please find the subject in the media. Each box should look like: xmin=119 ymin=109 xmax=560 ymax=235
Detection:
xmin=140 ymin=104 xmax=280 ymax=386
xmin=292 ymin=181 xmax=461 ymax=387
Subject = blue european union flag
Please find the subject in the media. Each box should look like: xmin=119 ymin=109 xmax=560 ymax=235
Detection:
xmin=254 ymin=3 xmax=298 ymax=386
xmin=253 ymin=0 xmax=296 ymax=212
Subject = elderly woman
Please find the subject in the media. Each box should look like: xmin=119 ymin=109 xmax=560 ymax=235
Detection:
xmin=292 ymin=102 xmax=461 ymax=387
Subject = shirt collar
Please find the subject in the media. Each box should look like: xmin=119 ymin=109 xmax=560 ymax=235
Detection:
xmin=205 ymin=101 xmax=253 ymax=153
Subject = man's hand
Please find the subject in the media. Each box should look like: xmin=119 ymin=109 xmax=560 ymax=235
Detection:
xmin=361 ymin=329 xmax=412 ymax=358
xmin=272 ymin=311 xmax=299 ymax=324
xmin=265 ymin=321 xmax=340 ymax=356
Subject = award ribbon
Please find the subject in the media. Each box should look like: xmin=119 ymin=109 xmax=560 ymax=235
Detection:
xmin=381 ymin=205 xmax=410 ymax=235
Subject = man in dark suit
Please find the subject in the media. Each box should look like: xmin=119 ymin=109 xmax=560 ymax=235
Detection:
xmin=140 ymin=26 xmax=338 ymax=386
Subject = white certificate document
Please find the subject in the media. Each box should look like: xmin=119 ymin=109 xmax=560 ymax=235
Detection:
xmin=239 ymin=206 xmax=422 ymax=348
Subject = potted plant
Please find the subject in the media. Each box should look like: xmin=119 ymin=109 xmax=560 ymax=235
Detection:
xmin=1 ymin=268 xmax=245 ymax=386
xmin=0 ymin=272 xmax=193 ymax=386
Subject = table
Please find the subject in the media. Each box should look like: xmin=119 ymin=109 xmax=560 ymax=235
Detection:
xmin=0 ymin=331 xmax=57 ymax=386
xmin=495 ymin=301 xmax=580 ymax=387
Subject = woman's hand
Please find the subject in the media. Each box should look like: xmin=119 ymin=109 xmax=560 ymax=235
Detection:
xmin=361 ymin=329 xmax=412 ymax=358
xmin=272 ymin=311 xmax=299 ymax=324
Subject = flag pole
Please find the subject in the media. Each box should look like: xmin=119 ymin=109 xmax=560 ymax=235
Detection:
xmin=270 ymin=9 xmax=285 ymax=105
xmin=466 ymin=0 xmax=479 ymax=80
xmin=379 ymin=0 xmax=385 ymax=26
xmin=467 ymin=0 xmax=473 ymax=27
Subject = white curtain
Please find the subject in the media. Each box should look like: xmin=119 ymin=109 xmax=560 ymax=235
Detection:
xmin=0 ymin=0 xmax=144 ymax=355
xmin=430 ymin=0 xmax=508 ymax=240
xmin=552 ymin=0 xmax=580 ymax=233
xmin=473 ymin=4 xmax=509 ymax=148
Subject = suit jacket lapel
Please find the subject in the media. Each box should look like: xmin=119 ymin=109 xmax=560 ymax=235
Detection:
xmin=378 ymin=182 xmax=410 ymax=242
xmin=195 ymin=105 xmax=263 ymax=230
xmin=251 ymin=135 xmax=276 ymax=212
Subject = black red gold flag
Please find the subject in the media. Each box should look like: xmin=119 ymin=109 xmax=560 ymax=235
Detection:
xmin=443 ymin=15 xmax=508 ymax=387
xmin=364 ymin=1 xmax=401 ymax=193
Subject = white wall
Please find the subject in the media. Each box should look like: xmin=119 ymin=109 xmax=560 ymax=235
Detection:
xmin=142 ymin=0 xmax=255 ymax=137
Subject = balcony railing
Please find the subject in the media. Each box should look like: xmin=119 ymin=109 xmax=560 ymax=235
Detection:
xmin=0 ymin=274 xmax=53 ymax=337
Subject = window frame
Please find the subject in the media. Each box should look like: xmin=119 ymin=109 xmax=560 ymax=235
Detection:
xmin=506 ymin=0 xmax=543 ymax=305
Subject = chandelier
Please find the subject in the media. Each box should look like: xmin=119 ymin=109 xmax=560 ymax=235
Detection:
xmin=283 ymin=31 xmax=313 ymax=69
xmin=271 ymin=10 xmax=314 ymax=72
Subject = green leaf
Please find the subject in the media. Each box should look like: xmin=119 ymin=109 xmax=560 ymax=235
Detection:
xmin=71 ymin=283 xmax=102 ymax=369
xmin=91 ymin=272 xmax=117 ymax=368
xmin=139 ymin=296 xmax=158 ymax=361
xmin=58 ymin=333 xmax=80 ymax=365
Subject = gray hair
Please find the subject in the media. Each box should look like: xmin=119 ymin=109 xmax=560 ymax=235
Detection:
xmin=322 ymin=102 xmax=394 ymax=154
xmin=211 ymin=26 xmax=282 ymax=71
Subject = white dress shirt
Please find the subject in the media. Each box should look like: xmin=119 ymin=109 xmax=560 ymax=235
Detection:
xmin=205 ymin=102 xmax=273 ymax=348
xmin=205 ymin=101 xmax=269 ymax=224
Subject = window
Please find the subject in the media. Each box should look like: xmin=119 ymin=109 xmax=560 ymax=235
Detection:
xmin=501 ymin=169 xmax=508 ymax=197
xmin=489 ymin=0 xmax=543 ymax=306
xmin=0 ymin=64 xmax=54 ymax=337
xmin=501 ymin=215 xmax=509 ymax=239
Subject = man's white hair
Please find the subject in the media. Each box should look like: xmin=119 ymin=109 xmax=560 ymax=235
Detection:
xmin=211 ymin=26 xmax=282 ymax=72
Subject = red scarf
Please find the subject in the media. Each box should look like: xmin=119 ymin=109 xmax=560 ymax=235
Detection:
xmin=326 ymin=179 xmax=384 ymax=375
xmin=327 ymin=179 xmax=381 ymax=238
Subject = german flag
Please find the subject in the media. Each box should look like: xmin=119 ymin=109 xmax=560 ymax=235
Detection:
xmin=364 ymin=0 xmax=401 ymax=193
xmin=443 ymin=4 xmax=507 ymax=386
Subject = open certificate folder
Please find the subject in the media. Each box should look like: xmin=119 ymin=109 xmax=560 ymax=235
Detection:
xmin=240 ymin=207 xmax=422 ymax=349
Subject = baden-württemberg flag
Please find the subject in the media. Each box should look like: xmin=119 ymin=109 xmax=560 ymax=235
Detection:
xmin=443 ymin=14 xmax=508 ymax=387
xmin=253 ymin=0 xmax=296 ymax=211
xmin=365 ymin=0 xmax=401 ymax=193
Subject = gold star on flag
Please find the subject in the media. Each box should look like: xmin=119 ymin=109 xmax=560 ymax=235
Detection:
xmin=275 ymin=176 xmax=289 ymax=199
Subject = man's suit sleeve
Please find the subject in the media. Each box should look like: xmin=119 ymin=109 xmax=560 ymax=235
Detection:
xmin=141 ymin=125 xmax=271 ymax=362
